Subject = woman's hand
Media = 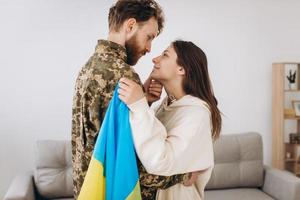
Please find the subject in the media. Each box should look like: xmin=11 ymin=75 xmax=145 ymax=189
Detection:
xmin=144 ymin=77 xmax=163 ymax=104
xmin=118 ymin=78 xmax=145 ymax=105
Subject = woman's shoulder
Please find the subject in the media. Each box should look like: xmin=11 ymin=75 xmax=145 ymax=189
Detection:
xmin=176 ymin=95 xmax=210 ymax=111
xmin=170 ymin=95 xmax=211 ymax=121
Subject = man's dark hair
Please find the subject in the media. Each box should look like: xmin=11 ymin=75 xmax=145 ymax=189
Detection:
xmin=108 ymin=0 xmax=164 ymax=35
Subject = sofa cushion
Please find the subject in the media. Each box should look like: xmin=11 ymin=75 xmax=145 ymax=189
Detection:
xmin=34 ymin=140 xmax=73 ymax=199
xmin=206 ymin=132 xmax=264 ymax=189
xmin=204 ymin=188 xmax=274 ymax=200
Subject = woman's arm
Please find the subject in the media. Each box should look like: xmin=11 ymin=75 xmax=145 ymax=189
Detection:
xmin=118 ymin=78 xmax=213 ymax=176
xmin=128 ymin=97 xmax=210 ymax=175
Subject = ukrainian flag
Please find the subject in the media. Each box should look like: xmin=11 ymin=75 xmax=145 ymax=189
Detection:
xmin=78 ymin=85 xmax=142 ymax=200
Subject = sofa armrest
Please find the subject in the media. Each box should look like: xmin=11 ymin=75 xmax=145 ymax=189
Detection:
xmin=262 ymin=165 xmax=300 ymax=200
xmin=3 ymin=172 xmax=36 ymax=200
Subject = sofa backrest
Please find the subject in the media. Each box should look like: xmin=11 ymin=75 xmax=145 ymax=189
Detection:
xmin=205 ymin=132 xmax=264 ymax=190
xmin=33 ymin=132 xmax=264 ymax=197
xmin=34 ymin=140 xmax=73 ymax=199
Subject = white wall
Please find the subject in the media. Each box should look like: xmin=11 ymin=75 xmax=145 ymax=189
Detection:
xmin=1 ymin=0 xmax=300 ymax=198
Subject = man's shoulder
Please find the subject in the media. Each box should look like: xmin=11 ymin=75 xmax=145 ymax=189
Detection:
xmin=94 ymin=54 xmax=141 ymax=84
xmin=79 ymin=55 xmax=141 ymax=85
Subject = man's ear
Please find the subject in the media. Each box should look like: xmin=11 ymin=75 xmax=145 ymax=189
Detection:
xmin=124 ymin=18 xmax=138 ymax=38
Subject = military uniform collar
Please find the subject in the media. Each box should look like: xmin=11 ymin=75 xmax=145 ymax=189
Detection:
xmin=95 ymin=40 xmax=127 ymax=62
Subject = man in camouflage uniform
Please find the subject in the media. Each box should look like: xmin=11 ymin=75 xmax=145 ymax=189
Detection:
xmin=71 ymin=1 xmax=193 ymax=199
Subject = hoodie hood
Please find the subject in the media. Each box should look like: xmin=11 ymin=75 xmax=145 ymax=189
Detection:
xmin=161 ymin=95 xmax=210 ymax=111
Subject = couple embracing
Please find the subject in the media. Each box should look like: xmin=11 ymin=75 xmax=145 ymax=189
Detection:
xmin=71 ymin=1 xmax=222 ymax=200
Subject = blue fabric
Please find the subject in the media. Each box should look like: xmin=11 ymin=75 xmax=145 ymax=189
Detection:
xmin=93 ymin=84 xmax=141 ymax=199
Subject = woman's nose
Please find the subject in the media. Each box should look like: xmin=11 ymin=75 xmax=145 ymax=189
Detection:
xmin=152 ymin=56 xmax=159 ymax=64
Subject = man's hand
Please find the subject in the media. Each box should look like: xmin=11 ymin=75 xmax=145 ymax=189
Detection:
xmin=183 ymin=171 xmax=201 ymax=186
xmin=144 ymin=77 xmax=163 ymax=105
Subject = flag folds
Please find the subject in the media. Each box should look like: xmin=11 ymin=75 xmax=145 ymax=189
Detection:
xmin=78 ymin=85 xmax=142 ymax=200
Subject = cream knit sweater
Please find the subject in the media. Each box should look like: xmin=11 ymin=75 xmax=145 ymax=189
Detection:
xmin=128 ymin=95 xmax=214 ymax=200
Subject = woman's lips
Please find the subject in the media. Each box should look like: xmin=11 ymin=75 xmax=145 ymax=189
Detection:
xmin=153 ymin=65 xmax=160 ymax=69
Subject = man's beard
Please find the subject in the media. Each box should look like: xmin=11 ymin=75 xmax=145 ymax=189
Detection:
xmin=125 ymin=35 xmax=143 ymax=66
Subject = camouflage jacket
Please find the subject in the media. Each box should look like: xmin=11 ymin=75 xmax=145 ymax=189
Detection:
xmin=71 ymin=40 xmax=188 ymax=200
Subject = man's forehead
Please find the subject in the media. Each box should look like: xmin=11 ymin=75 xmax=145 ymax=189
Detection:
xmin=141 ymin=18 xmax=159 ymax=34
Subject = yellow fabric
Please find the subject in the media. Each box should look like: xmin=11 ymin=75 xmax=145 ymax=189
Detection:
xmin=126 ymin=181 xmax=142 ymax=200
xmin=78 ymin=157 xmax=105 ymax=200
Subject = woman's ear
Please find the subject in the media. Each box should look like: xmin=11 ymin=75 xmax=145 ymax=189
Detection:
xmin=177 ymin=66 xmax=185 ymax=75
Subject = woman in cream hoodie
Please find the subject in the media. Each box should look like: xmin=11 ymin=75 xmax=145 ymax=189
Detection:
xmin=118 ymin=40 xmax=222 ymax=200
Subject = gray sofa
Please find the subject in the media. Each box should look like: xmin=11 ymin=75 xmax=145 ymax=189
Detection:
xmin=4 ymin=132 xmax=300 ymax=200
xmin=205 ymin=133 xmax=300 ymax=200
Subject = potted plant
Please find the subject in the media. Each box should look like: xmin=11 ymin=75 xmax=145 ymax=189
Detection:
xmin=287 ymin=70 xmax=297 ymax=90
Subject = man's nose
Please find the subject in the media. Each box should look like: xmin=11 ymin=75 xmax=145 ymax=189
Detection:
xmin=146 ymin=43 xmax=152 ymax=53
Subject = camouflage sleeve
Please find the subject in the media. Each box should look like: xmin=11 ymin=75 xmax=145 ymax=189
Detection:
xmin=138 ymin=162 xmax=190 ymax=189
xmin=83 ymin=73 xmax=107 ymax=146
xmin=139 ymin=162 xmax=191 ymax=200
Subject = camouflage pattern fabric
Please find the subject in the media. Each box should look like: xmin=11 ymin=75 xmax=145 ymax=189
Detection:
xmin=71 ymin=40 xmax=188 ymax=199
xmin=138 ymin=160 xmax=191 ymax=200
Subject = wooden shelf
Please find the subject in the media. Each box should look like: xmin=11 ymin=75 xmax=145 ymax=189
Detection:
xmin=273 ymin=62 xmax=300 ymax=65
xmin=285 ymin=159 xmax=296 ymax=162
xmin=286 ymin=143 xmax=300 ymax=146
xmin=273 ymin=63 xmax=300 ymax=174
xmin=285 ymin=90 xmax=300 ymax=92
xmin=284 ymin=116 xmax=300 ymax=119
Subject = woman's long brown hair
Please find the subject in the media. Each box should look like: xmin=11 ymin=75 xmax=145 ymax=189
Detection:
xmin=172 ymin=40 xmax=222 ymax=139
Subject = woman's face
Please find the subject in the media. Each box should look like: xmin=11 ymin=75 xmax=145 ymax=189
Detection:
xmin=150 ymin=45 xmax=183 ymax=82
